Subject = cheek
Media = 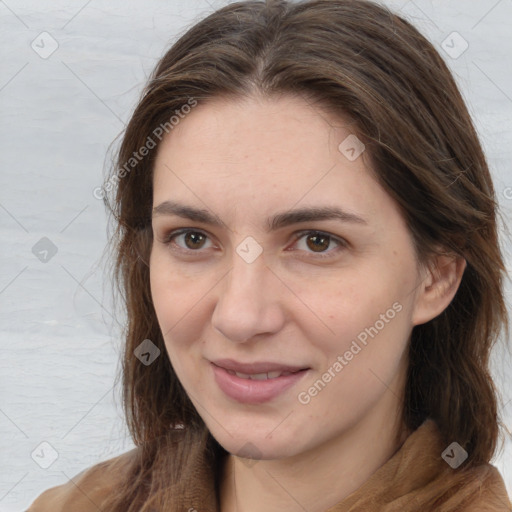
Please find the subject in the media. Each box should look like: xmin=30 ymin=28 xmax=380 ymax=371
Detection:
xmin=149 ymin=258 xmax=174 ymax=333
xmin=149 ymin=252 xmax=201 ymax=333
xmin=149 ymin=255 xmax=210 ymax=374
xmin=296 ymin=278 xmax=412 ymax=421
xmin=293 ymin=262 xmax=415 ymax=354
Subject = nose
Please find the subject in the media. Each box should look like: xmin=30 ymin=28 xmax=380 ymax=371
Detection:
xmin=211 ymin=248 xmax=286 ymax=343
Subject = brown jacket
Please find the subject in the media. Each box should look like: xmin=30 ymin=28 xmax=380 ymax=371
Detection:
xmin=27 ymin=419 xmax=511 ymax=511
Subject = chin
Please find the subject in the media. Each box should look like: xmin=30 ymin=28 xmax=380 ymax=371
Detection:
xmin=209 ymin=425 xmax=307 ymax=461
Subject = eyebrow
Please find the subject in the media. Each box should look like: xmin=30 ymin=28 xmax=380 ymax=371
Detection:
xmin=152 ymin=200 xmax=368 ymax=231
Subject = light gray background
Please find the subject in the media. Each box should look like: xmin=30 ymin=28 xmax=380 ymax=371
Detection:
xmin=1 ymin=1 xmax=511 ymax=510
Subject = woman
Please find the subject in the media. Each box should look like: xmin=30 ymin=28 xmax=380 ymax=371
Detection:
xmin=28 ymin=0 xmax=511 ymax=510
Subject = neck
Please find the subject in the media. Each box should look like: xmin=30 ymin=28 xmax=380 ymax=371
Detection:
xmin=219 ymin=396 xmax=411 ymax=512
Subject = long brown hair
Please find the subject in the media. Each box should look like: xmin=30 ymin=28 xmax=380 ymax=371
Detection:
xmin=101 ymin=0 xmax=510 ymax=509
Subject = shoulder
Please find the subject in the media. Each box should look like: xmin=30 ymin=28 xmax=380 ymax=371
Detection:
xmin=408 ymin=420 xmax=511 ymax=511
xmin=458 ymin=463 xmax=512 ymax=512
xmin=26 ymin=447 xmax=139 ymax=512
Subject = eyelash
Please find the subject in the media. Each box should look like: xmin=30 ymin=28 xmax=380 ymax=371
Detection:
xmin=160 ymin=228 xmax=347 ymax=260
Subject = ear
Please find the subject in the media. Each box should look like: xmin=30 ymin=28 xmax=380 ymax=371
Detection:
xmin=412 ymin=253 xmax=466 ymax=326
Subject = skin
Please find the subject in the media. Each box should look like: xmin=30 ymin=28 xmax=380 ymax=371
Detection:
xmin=149 ymin=94 xmax=465 ymax=512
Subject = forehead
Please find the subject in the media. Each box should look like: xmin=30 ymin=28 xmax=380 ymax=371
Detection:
xmin=155 ymin=93 xmax=356 ymax=172
xmin=151 ymin=94 xmax=398 ymax=230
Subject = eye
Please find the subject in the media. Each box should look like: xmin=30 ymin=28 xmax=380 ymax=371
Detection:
xmin=161 ymin=229 xmax=214 ymax=253
xmin=291 ymin=230 xmax=347 ymax=258
xmin=159 ymin=228 xmax=347 ymax=259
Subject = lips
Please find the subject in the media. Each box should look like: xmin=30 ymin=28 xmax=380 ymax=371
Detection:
xmin=210 ymin=358 xmax=310 ymax=404
xmin=211 ymin=358 xmax=308 ymax=374
xmin=226 ymin=369 xmax=295 ymax=380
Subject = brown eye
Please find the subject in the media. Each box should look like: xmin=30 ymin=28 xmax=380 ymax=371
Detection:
xmin=293 ymin=230 xmax=346 ymax=259
xmin=183 ymin=231 xmax=207 ymax=250
xmin=305 ymin=233 xmax=331 ymax=252
xmin=163 ymin=229 xmax=213 ymax=252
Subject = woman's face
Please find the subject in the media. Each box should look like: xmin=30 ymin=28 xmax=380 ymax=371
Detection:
xmin=150 ymin=94 xmax=428 ymax=460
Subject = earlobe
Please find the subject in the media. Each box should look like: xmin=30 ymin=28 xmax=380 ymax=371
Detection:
xmin=412 ymin=254 xmax=466 ymax=326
